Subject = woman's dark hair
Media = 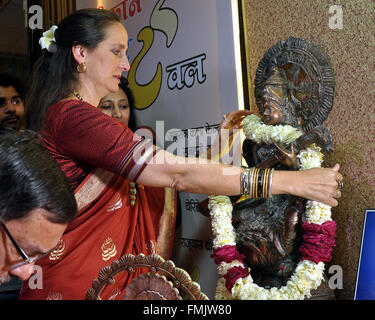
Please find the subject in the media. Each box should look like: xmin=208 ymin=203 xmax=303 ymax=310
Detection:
xmin=119 ymin=77 xmax=136 ymax=131
xmin=26 ymin=8 xmax=120 ymax=132
xmin=0 ymin=127 xmax=77 ymax=223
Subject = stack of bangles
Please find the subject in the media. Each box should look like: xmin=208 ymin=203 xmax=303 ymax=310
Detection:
xmin=240 ymin=167 xmax=274 ymax=198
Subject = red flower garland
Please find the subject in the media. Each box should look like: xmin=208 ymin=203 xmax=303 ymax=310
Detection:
xmin=211 ymin=223 xmax=336 ymax=292
xmin=211 ymin=245 xmax=245 ymax=265
xmin=299 ymin=221 xmax=336 ymax=264
xmin=211 ymin=245 xmax=247 ymax=291
xmin=223 ymin=266 xmax=249 ymax=291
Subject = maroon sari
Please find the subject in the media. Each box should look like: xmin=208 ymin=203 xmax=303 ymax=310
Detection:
xmin=19 ymin=100 xmax=176 ymax=300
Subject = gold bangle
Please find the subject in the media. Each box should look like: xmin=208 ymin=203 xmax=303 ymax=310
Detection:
xmin=252 ymin=168 xmax=260 ymax=198
xmin=248 ymin=167 xmax=255 ymax=198
xmin=262 ymin=168 xmax=270 ymax=198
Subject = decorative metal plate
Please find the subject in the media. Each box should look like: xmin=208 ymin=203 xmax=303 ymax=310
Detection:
xmin=123 ymin=273 xmax=182 ymax=300
xmin=86 ymin=253 xmax=209 ymax=300
xmin=254 ymin=36 xmax=335 ymax=132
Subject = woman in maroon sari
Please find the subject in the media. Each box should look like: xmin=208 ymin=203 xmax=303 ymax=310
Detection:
xmin=98 ymin=78 xmax=176 ymax=261
xmin=20 ymin=9 xmax=343 ymax=300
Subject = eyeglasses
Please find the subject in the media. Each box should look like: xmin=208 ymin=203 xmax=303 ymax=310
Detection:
xmin=0 ymin=218 xmax=42 ymax=270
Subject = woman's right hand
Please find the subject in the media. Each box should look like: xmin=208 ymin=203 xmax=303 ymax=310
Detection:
xmin=219 ymin=110 xmax=253 ymax=130
xmin=271 ymin=163 xmax=343 ymax=207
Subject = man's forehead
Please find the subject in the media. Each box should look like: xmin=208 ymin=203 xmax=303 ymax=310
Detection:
xmin=0 ymin=85 xmax=20 ymax=97
xmin=6 ymin=208 xmax=67 ymax=255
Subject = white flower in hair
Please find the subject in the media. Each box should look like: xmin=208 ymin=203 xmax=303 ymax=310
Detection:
xmin=39 ymin=25 xmax=58 ymax=52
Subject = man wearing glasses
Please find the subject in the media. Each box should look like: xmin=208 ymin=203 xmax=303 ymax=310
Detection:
xmin=0 ymin=128 xmax=77 ymax=298
xmin=0 ymin=73 xmax=26 ymax=130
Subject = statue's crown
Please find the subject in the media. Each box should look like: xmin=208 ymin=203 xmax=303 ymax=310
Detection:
xmin=264 ymin=66 xmax=288 ymax=87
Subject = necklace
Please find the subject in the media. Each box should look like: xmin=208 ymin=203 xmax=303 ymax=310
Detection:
xmin=129 ymin=181 xmax=137 ymax=206
xmin=72 ymin=90 xmax=84 ymax=102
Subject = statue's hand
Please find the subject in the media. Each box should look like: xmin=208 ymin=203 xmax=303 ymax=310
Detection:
xmin=274 ymin=143 xmax=297 ymax=169
xmin=312 ymin=125 xmax=333 ymax=152
xmin=293 ymin=125 xmax=334 ymax=152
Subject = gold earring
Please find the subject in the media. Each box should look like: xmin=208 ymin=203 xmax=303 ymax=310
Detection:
xmin=77 ymin=62 xmax=87 ymax=73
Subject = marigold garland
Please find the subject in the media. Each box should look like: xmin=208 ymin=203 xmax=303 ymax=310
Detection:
xmin=209 ymin=114 xmax=336 ymax=300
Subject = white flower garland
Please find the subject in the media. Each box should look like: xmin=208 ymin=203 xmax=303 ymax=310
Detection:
xmin=242 ymin=114 xmax=303 ymax=146
xmin=209 ymin=114 xmax=332 ymax=300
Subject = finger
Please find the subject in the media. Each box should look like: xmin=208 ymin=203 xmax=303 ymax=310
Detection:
xmin=334 ymin=190 xmax=341 ymax=198
xmin=330 ymin=198 xmax=339 ymax=207
xmin=221 ymin=110 xmax=253 ymax=130
xmin=226 ymin=110 xmax=253 ymax=122
xmin=331 ymin=163 xmax=343 ymax=181
xmin=335 ymin=171 xmax=344 ymax=181
xmin=220 ymin=117 xmax=232 ymax=129
xmin=235 ymin=110 xmax=253 ymax=117
xmin=236 ymin=111 xmax=253 ymax=123
xmin=227 ymin=110 xmax=252 ymax=116
xmin=322 ymin=191 xmax=339 ymax=206
xmin=221 ymin=118 xmax=240 ymax=129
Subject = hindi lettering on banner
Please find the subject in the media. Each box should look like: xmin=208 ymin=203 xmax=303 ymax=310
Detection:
xmin=180 ymin=238 xmax=213 ymax=251
xmin=166 ymin=61 xmax=183 ymax=90
xmin=180 ymin=238 xmax=203 ymax=251
xmin=205 ymin=238 xmax=213 ymax=251
xmin=129 ymin=0 xmax=142 ymax=16
xmin=110 ymin=0 xmax=142 ymax=21
xmin=166 ymin=53 xmax=207 ymax=90
xmin=185 ymin=198 xmax=200 ymax=212
xmin=185 ymin=145 xmax=205 ymax=157
xmin=165 ymin=124 xmax=219 ymax=158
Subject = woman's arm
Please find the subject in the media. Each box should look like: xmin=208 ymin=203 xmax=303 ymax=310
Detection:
xmin=137 ymin=109 xmax=343 ymax=207
xmin=136 ymin=149 xmax=342 ymax=207
xmin=52 ymin=102 xmax=342 ymax=207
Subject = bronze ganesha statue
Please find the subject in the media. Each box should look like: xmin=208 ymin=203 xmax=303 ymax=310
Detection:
xmin=232 ymin=37 xmax=335 ymax=289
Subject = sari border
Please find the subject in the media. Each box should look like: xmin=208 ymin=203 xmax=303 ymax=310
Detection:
xmin=118 ymin=139 xmax=159 ymax=181
xmin=74 ymin=168 xmax=115 ymax=212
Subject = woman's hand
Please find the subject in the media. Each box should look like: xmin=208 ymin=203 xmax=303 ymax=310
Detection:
xmin=272 ymin=163 xmax=343 ymax=207
xmin=219 ymin=110 xmax=253 ymax=130
xmin=203 ymin=110 xmax=253 ymax=161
